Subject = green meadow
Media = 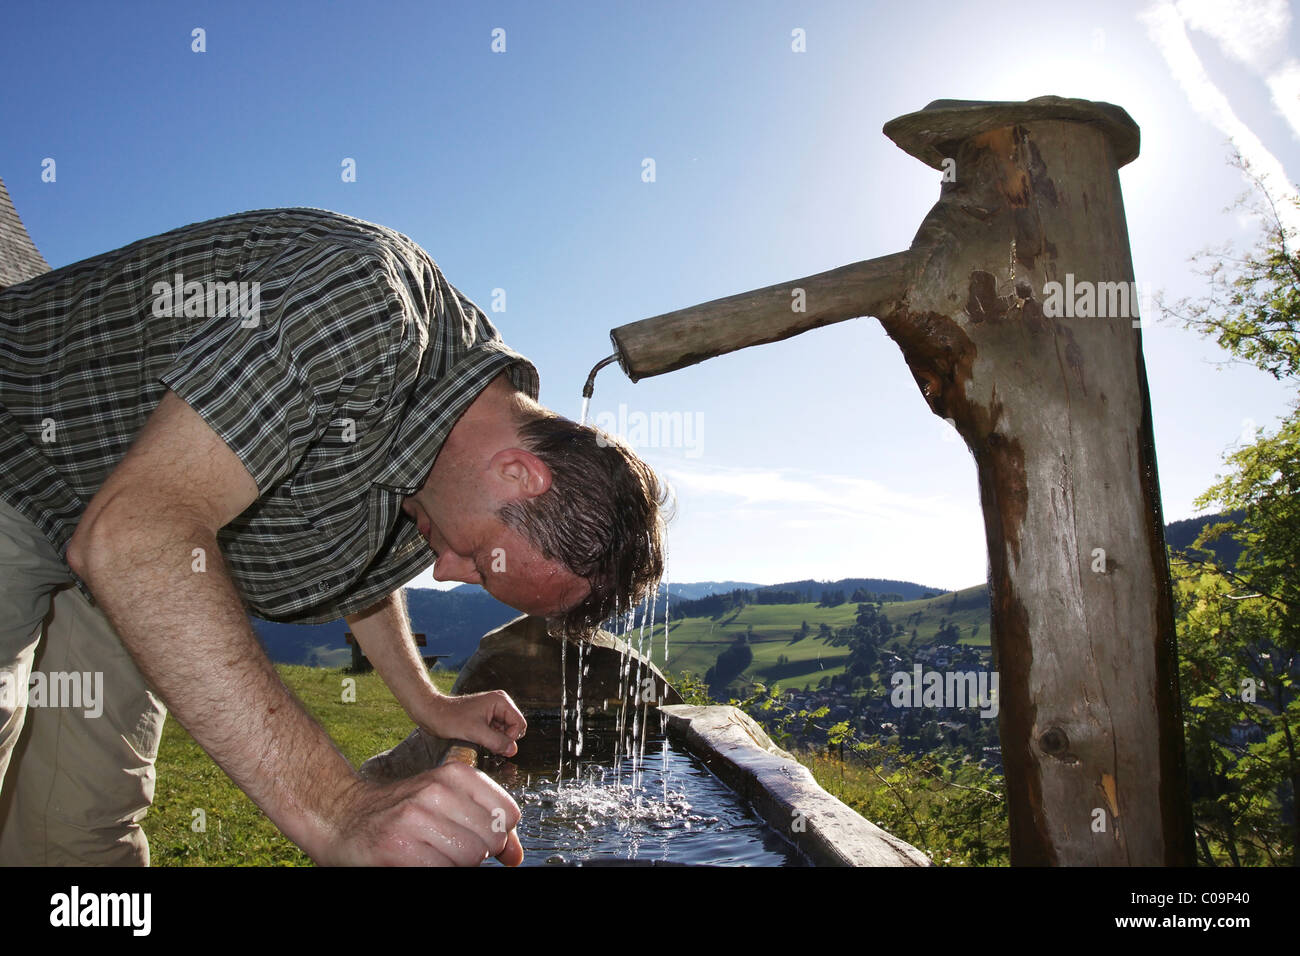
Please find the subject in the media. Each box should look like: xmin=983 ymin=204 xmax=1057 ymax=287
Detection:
xmin=655 ymin=584 xmax=990 ymax=693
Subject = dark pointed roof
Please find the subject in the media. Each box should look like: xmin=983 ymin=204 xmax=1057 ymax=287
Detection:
xmin=0 ymin=175 xmax=50 ymax=289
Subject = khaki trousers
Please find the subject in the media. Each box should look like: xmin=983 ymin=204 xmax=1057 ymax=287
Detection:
xmin=0 ymin=499 xmax=167 ymax=865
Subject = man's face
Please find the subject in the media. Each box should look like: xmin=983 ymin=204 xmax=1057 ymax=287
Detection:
xmin=401 ymin=493 xmax=590 ymax=619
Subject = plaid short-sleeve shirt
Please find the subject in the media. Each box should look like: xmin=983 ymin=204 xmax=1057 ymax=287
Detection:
xmin=0 ymin=207 xmax=539 ymax=623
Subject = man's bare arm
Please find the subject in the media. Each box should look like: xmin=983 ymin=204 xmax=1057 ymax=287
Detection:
xmin=67 ymin=390 xmax=522 ymax=865
xmin=346 ymin=591 xmax=526 ymax=755
xmin=346 ymin=591 xmax=442 ymax=725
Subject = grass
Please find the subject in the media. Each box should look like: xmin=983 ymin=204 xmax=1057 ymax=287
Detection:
xmin=657 ymin=586 xmax=991 ymax=696
xmin=146 ymin=665 xmax=455 ymax=866
xmin=795 ymin=747 xmax=1008 ymax=866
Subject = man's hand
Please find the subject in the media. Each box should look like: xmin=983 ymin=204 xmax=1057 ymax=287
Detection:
xmin=324 ymin=762 xmax=523 ymax=867
xmin=420 ymin=690 xmax=527 ymax=758
xmin=345 ymin=593 xmax=527 ymax=757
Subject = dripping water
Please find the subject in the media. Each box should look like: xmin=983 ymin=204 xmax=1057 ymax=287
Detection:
xmin=558 ymin=633 xmax=568 ymax=784
xmin=574 ymin=640 xmax=587 ymax=762
xmin=579 ymin=352 xmax=617 ymax=427
xmin=661 ymin=551 xmax=670 ymax=667
xmin=549 ymin=355 xmax=681 ymax=817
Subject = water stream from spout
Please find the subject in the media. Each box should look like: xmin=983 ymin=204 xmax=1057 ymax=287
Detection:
xmin=558 ymin=631 xmax=567 ymax=784
xmin=555 ymin=368 xmax=675 ymax=814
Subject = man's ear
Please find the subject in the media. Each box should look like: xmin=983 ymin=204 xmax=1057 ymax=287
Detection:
xmin=489 ymin=447 xmax=552 ymax=499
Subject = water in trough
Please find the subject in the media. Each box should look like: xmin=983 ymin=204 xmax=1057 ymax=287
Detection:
xmin=480 ymin=717 xmax=806 ymax=867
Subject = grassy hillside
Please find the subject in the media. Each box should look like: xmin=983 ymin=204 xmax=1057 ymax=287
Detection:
xmin=250 ymin=582 xmax=754 ymax=668
xmin=146 ymin=666 xmax=455 ymax=866
xmin=246 ymin=512 xmax=1226 ymax=669
xmin=656 ymin=584 xmax=991 ymax=695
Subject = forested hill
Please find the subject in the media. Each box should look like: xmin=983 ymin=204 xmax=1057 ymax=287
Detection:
xmin=249 ymin=581 xmax=755 ymax=668
xmin=1164 ymin=510 xmax=1245 ymax=568
xmin=249 ymin=513 xmax=1241 ymax=667
xmin=669 ymin=578 xmax=944 ymax=620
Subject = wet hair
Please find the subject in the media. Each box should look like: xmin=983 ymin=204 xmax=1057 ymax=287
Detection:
xmin=497 ymin=411 xmax=671 ymax=638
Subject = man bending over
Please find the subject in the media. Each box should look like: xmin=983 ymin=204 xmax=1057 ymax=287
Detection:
xmin=0 ymin=207 xmax=667 ymax=866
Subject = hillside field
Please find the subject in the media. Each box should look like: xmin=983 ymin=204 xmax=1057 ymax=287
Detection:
xmin=655 ymin=584 xmax=991 ymax=693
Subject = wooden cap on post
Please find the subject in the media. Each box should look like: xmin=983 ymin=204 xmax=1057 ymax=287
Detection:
xmin=882 ymin=95 xmax=1140 ymax=170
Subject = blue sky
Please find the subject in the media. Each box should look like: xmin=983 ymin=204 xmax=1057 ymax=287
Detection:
xmin=3 ymin=0 xmax=1297 ymax=592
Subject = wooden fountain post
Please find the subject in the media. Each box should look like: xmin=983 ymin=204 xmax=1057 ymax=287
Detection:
xmin=878 ymin=98 xmax=1193 ymax=865
xmin=609 ymin=96 xmax=1195 ymax=865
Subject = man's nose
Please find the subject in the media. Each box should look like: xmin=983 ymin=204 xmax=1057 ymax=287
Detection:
xmin=432 ymin=551 xmax=480 ymax=584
